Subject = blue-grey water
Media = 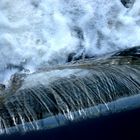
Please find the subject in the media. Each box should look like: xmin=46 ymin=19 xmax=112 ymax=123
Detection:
xmin=0 ymin=107 xmax=140 ymax=140
xmin=0 ymin=0 xmax=140 ymax=139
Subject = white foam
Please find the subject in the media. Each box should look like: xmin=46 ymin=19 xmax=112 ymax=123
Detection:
xmin=0 ymin=0 xmax=140 ymax=84
xmin=22 ymin=68 xmax=88 ymax=89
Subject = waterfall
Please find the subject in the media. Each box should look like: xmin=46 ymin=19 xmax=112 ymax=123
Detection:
xmin=0 ymin=0 xmax=140 ymax=135
xmin=0 ymin=46 xmax=139 ymax=134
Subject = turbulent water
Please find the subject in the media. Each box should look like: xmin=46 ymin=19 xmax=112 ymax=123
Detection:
xmin=0 ymin=46 xmax=139 ymax=134
xmin=0 ymin=0 xmax=140 ymax=135
xmin=0 ymin=0 xmax=140 ymax=85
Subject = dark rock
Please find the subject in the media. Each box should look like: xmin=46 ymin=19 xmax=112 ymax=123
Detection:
xmin=0 ymin=84 xmax=5 ymax=91
xmin=120 ymin=0 xmax=135 ymax=8
xmin=67 ymin=52 xmax=77 ymax=62
xmin=113 ymin=46 xmax=140 ymax=57
xmin=0 ymin=46 xmax=139 ymax=134
xmin=67 ymin=50 xmax=95 ymax=63
xmin=9 ymin=73 xmax=27 ymax=93
xmin=6 ymin=63 xmax=24 ymax=71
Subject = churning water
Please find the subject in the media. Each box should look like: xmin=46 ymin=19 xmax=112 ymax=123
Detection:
xmin=0 ymin=0 xmax=140 ymax=135
xmin=0 ymin=0 xmax=140 ymax=84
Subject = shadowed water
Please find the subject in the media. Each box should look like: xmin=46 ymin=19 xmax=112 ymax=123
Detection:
xmin=0 ymin=46 xmax=139 ymax=135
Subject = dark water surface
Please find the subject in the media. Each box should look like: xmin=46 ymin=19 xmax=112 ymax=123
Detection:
xmin=0 ymin=107 xmax=140 ymax=140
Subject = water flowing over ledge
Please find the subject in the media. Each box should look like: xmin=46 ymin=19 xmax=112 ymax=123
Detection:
xmin=0 ymin=46 xmax=139 ymax=135
xmin=0 ymin=0 xmax=140 ymax=136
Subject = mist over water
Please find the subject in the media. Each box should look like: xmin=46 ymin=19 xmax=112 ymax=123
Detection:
xmin=0 ymin=0 xmax=140 ymax=84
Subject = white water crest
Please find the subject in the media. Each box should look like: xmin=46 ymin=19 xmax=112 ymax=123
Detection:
xmin=0 ymin=0 xmax=140 ymax=134
xmin=0 ymin=0 xmax=140 ymax=84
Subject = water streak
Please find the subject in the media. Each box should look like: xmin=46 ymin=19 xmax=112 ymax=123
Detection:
xmin=0 ymin=47 xmax=139 ymax=135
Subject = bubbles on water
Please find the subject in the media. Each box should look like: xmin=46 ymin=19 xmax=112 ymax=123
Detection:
xmin=0 ymin=0 xmax=140 ymax=135
xmin=0 ymin=0 xmax=140 ymax=84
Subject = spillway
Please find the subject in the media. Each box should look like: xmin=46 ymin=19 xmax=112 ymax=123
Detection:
xmin=0 ymin=46 xmax=139 ymax=135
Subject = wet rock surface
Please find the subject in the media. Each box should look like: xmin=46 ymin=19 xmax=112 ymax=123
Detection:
xmin=0 ymin=84 xmax=5 ymax=91
xmin=0 ymin=46 xmax=139 ymax=134
xmin=113 ymin=46 xmax=140 ymax=57
xmin=120 ymin=0 xmax=135 ymax=8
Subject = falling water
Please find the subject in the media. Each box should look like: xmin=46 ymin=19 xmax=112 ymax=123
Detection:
xmin=0 ymin=46 xmax=139 ymax=134
xmin=0 ymin=0 xmax=140 ymax=135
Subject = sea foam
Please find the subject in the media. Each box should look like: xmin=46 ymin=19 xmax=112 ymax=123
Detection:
xmin=0 ymin=0 xmax=140 ymax=84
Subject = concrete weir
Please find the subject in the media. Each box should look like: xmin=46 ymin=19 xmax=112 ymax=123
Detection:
xmin=0 ymin=46 xmax=140 ymax=135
